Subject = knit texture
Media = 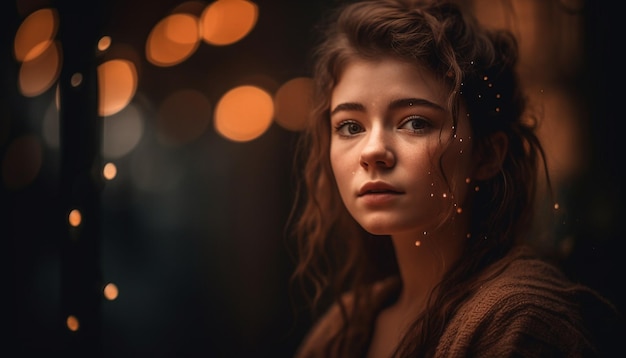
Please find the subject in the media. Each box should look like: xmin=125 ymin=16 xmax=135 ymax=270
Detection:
xmin=295 ymin=247 xmax=623 ymax=357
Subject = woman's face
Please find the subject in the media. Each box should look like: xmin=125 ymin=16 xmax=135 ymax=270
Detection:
xmin=329 ymin=57 xmax=476 ymax=237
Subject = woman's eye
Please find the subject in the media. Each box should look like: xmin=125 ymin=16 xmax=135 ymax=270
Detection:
xmin=335 ymin=121 xmax=364 ymax=136
xmin=399 ymin=116 xmax=431 ymax=133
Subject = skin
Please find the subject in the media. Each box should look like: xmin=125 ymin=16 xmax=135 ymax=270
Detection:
xmin=329 ymin=57 xmax=482 ymax=357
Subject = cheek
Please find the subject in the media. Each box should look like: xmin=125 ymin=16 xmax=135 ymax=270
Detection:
xmin=330 ymin=146 xmax=349 ymax=188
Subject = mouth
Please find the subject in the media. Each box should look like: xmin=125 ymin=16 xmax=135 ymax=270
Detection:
xmin=358 ymin=181 xmax=403 ymax=196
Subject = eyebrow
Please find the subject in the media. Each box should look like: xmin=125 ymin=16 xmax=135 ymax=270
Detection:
xmin=330 ymin=97 xmax=445 ymax=115
xmin=389 ymin=98 xmax=445 ymax=111
xmin=330 ymin=102 xmax=365 ymax=115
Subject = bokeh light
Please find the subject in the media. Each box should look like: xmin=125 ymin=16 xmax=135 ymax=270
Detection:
xmin=66 ymin=315 xmax=79 ymax=332
xmin=103 ymin=162 xmax=118 ymax=180
xmin=68 ymin=209 xmax=82 ymax=227
xmin=13 ymin=8 xmax=58 ymax=62
xmin=102 ymin=102 xmax=144 ymax=158
xmin=70 ymin=72 xmax=83 ymax=87
xmin=18 ymin=40 xmax=61 ymax=97
xmin=273 ymin=77 xmax=313 ymax=132
xmin=97 ymin=59 xmax=138 ymax=117
xmin=103 ymin=282 xmax=119 ymax=300
xmin=214 ymin=85 xmax=273 ymax=142
xmin=146 ymin=13 xmax=201 ymax=67
xmin=201 ymin=0 xmax=258 ymax=46
xmin=98 ymin=36 xmax=112 ymax=52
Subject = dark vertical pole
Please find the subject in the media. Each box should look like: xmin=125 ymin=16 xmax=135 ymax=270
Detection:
xmin=1 ymin=0 xmax=19 ymax=354
xmin=56 ymin=0 xmax=104 ymax=356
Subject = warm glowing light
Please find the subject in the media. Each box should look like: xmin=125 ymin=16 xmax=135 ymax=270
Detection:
xmin=103 ymin=162 xmax=117 ymax=180
xmin=69 ymin=209 xmax=82 ymax=227
xmin=146 ymin=13 xmax=200 ymax=67
xmin=14 ymin=8 xmax=58 ymax=62
xmin=201 ymin=0 xmax=258 ymax=46
xmin=66 ymin=315 xmax=79 ymax=332
xmin=103 ymin=283 xmax=119 ymax=300
xmin=274 ymin=77 xmax=313 ymax=131
xmin=214 ymin=85 xmax=274 ymax=142
xmin=415 ymin=241 xmax=421 ymax=247
xmin=156 ymin=89 xmax=211 ymax=146
xmin=97 ymin=59 xmax=138 ymax=117
xmin=1 ymin=135 xmax=42 ymax=189
xmin=98 ymin=36 xmax=112 ymax=52
xmin=18 ymin=40 xmax=61 ymax=97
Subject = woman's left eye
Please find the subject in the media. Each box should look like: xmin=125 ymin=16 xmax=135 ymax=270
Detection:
xmin=399 ymin=116 xmax=431 ymax=133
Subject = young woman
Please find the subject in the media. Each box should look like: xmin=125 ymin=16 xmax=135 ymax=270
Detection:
xmin=288 ymin=0 xmax=623 ymax=357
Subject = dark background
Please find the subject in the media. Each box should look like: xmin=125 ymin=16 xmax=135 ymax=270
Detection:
xmin=1 ymin=0 xmax=624 ymax=357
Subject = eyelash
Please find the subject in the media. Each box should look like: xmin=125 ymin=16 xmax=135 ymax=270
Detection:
xmin=399 ymin=115 xmax=431 ymax=133
xmin=334 ymin=115 xmax=432 ymax=137
xmin=334 ymin=120 xmax=363 ymax=136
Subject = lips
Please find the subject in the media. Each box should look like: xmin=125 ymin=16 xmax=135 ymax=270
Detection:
xmin=358 ymin=181 xmax=403 ymax=196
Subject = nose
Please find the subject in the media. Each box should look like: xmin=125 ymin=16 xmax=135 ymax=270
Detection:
xmin=360 ymin=128 xmax=395 ymax=170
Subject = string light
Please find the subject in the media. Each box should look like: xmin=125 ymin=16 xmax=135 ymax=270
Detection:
xmin=66 ymin=315 xmax=80 ymax=332
xmin=68 ymin=209 xmax=81 ymax=227
xmin=103 ymin=162 xmax=117 ymax=180
xmin=103 ymin=283 xmax=119 ymax=301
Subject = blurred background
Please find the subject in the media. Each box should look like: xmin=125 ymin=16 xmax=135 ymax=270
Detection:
xmin=1 ymin=0 xmax=623 ymax=357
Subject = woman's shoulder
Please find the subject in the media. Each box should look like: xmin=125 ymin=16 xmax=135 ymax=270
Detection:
xmin=294 ymin=276 xmax=401 ymax=358
xmin=476 ymin=246 xmax=616 ymax=310
xmin=438 ymin=246 xmax=624 ymax=357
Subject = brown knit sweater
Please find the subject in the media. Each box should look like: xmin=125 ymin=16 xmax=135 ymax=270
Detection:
xmin=295 ymin=247 xmax=623 ymax=357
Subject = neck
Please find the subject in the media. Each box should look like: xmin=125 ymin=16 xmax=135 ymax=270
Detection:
xmin=390 ymin=218 xmax=468 ymax=311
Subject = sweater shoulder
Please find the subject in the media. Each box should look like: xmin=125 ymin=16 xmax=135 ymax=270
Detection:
xmin=465 ymin=247 xmax=616 ymax=325
xmin=438 ymin=248 xmax=623 ymax=357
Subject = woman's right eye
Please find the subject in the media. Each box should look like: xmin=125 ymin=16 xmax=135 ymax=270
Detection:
xmin=335 ymin=121 xmax=364 ymax=136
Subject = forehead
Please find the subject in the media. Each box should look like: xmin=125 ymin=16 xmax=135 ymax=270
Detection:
xmin=331 ymin=57 xmax=450 ymax=109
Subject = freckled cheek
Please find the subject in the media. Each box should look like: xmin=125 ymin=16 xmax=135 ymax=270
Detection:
xmin=404 ymin=150 xmax=435 ymax=175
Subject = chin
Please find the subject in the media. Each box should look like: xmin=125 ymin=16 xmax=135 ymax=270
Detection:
xmin=359 ymin=222 xmax=395 ymax=236
xmin=363 ymin=229 xmax=390 ymax=236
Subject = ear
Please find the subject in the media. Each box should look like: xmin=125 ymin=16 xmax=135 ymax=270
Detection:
xmin=473 ymin=131 xmax=508 ymax=181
